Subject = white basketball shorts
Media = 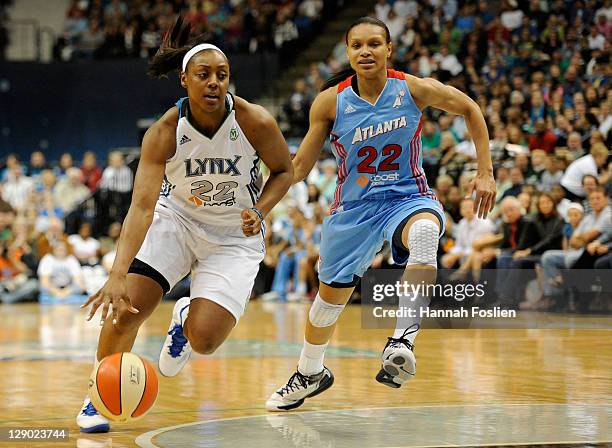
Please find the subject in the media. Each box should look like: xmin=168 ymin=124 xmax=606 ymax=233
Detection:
xmin=133 ymin=203 xmax=265 ymax=321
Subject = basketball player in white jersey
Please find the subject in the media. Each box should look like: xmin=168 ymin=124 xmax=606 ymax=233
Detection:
xmin=77 ymin=18 xmax=293 ymax=432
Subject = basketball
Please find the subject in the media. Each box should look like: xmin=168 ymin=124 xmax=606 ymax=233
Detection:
xmin=88 ymin=352 xmax=159 ymax=422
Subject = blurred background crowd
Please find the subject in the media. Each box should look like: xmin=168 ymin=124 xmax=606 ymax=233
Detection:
xmin=1 ymin=0 xmax=610 ymax=312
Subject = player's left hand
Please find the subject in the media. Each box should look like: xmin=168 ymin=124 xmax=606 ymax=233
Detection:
xmin=241 ymin=208 xmax=263 ymax=237
xmin=466 ymin=171 xmax=496 ymax=219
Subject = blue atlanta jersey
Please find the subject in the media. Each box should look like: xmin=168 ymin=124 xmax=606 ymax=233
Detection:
xmin=329 ymin=69 xmax=437 ymax=213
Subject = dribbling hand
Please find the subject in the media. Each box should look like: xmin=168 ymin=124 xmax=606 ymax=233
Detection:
xmin=81 ymin=273 xmax=139 ymax=326
xmin=241 ymin=208 xmax=263 ymax=237
xmin=466 ymin=171 xmax=496 ymax=219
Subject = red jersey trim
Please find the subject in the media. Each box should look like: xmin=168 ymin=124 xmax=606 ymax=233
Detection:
xmin=387 ymin=68 xmax=405 ymax=80
xmin=337 ymin=75 xmax=354 ymax=93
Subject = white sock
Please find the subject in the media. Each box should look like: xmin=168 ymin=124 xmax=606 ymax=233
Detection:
xmin=392 ymin=292 xmax=429 ymax=345
xmin=297 ymin=339 xmax=328 ymax=375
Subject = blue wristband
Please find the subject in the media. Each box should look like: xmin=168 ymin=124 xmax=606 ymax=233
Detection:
xmin=251 ymin=207 xmax=264 ymax=222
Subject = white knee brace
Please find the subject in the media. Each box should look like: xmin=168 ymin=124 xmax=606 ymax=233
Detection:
xmin=407 ymin=219 xmax=439 ymax=268
xmin=309 ymin=293 xmax=346 ymax=327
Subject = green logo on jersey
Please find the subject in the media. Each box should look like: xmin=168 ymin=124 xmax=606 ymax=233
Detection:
xmin=230 ymin=127 xmax=239 ymax=141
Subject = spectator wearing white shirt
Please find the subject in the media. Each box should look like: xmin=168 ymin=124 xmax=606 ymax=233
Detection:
xmin=433 ymin=46 xmax=463 ymax=76
xmin=560 ymin=144 xmax=609 ymax=199
xmin=1 ymin=166 xmax=34 ymax=213
xmin=441 ymin=198 xmax=495 ymax=268
xmin=37 ymin=241 xmax=87 ymax=304
xmin=393 ymin=0 xmax=418 ymax=19
xmin=500 ymin=1 xmax=524 ymax=30
xmin=374 ymin=0 xmax=391 ymax=22
xmin=386 ymin=9 xmax=405 ymax=43
xmin=68 ymin=222 xmax=100 ymax=265
xmin=588 ymin=25 xmax=606 ymax=51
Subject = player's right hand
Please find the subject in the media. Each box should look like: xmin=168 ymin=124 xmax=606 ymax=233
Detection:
xmin=81 ymin=273 xmax=139 ymax=326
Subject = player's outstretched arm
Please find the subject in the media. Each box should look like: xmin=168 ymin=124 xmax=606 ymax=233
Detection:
xmin=406 ymin=75 xmax=496 ymax=219
xmin=292 ymin=88 xmax=336 ymax=183
xmin=236 ymin=98 xmax=293 ymax=235
xmin=81 ymin=108 xmax=177 ymax=324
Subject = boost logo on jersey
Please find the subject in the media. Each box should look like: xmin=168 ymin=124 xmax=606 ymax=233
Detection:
xmin=370 ymin=172 xmax=400 ymax=186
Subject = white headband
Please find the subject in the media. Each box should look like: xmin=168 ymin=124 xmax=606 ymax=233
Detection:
xmin=182 ymin=43 xmax=226 ymax=72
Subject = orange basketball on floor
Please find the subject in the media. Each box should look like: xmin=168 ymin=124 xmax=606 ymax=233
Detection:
xmin=88 ymin=352 xmax=158 ymax=422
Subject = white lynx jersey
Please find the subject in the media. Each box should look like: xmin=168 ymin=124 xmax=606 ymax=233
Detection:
xmin=158 ymin=94 xmax=263 ymax=228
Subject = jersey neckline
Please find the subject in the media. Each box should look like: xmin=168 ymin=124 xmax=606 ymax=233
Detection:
xmin=183 ymin=93 xmax=235 ymax=142
xmin=346 ymin=72 xmax=393 ymax=108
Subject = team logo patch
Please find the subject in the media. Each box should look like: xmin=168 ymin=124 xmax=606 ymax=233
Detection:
xmin=179 ymin=134 xmax=191 ymax=145
xmin=230 ymin=127 xmax=239 ymax=141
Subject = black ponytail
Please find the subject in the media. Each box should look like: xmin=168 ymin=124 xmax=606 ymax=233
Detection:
xmin=319 ymin=16 xmax=391 ymax=91
xmin=148 ymin=16 xmax=211 ymax=79
xmin=320 ymin=67 xmax=356 ymax=91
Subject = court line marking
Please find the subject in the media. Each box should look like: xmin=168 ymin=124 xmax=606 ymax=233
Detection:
xmin=134 ymin=403 xmax=612 ymax=448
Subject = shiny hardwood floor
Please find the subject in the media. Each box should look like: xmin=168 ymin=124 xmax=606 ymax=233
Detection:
xmin=0 ymin=301 xmax=610 ymax=447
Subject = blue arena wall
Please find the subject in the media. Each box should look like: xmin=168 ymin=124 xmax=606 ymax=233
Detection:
xmin=0 ymin=54 xmax=278 ymax=161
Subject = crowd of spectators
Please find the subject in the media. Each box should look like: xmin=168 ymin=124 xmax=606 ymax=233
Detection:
xmin=53 ymin=0 xmax=328 ymax=62
xmin=0 ymin=151 xmax=130 ymax=304
xmin=2 ymin=0 xmax=611 ymax=312
xmin=277 ymin=0 xmax=611 ymax=311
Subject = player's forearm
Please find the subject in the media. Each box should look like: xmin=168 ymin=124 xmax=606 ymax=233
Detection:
xmin=109 ymin=205 xmax=155 ymax=277
xmin=464 ymin=105 xmax=493 ymax=174
xmin=292 ymin=156 xmax=313 ymax=184
xmin=255 ymin=169 xmax=293 ymax=217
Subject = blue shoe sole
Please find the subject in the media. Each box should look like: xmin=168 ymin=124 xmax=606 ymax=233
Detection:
xmin=79 ymin=423 xmax=110 ymax=433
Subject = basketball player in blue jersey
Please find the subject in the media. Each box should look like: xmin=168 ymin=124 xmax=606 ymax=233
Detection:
xmin=77 ymin=18 xmax=293 ymax=432
xmin=266 ymin=17 xmax=496 ymax=411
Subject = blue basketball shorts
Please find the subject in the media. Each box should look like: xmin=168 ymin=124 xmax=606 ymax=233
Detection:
xmin=318 ymin=194 xmax=445 ymax=287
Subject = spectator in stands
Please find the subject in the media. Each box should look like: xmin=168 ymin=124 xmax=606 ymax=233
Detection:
xmin=528 ymin=118 xmax=557 ymax=153
xmin=37 ymin=241 xmax=87 ymax=304
xmin=497 ymin=193 xmax=565 ymax=306
xmin=541 ymin=187 xmax=611 ymax=303
xmin=27 ymin=151 xmax=50 ymax=178
xmin=57 ymin=152 xmax=74 ymax=178
xmin=567 ymin=132 xmax=586 ymax=158
xmin=68 ymin=222 xmax=100 ymax=266
xmin=0 ymin=199 xmax=14 ymax=243
xmin=2 ymin=165 xmax=34 ymax=213
xmin=100 ymin=151 xmax=133 ymax=223
xmin=441 ymin=197 xmax=495 ymax=269
xmin=560 ymin=143 xmax=609 ymax=200
xmin=76 ymin=20 xmax=105 ymax=59
xmin=35 ymin=216 xmax=69 ymax=259
xmin=283 ymin=79 xmax=311 ymax=138
xmin=0 ymin=235 xmax=39 ymax=304
xmin=539 ymin=154 xmax=564 ymax=192
xmin=1 ymin=153 xmax=23 ymax=182
xmin=81 ymin=151 xmax=103 ymax=192
xmin=314 ymin=159 xmax=337 ymax=205
xmin=54 ymin=167 xmax=90 ymax=215
xmin=98 ymin=221 xmax=121 ymax=259
xmin=261 ymin=206 xmax=308 ymax=302
xmin=501 ymin=167 xmax=524 ymax=199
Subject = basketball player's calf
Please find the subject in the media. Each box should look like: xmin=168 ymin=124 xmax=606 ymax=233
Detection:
xmin=266 ymin=289 xmax=347 ymax=411
xmin=159 ymin=297 xmax=235 ymax=377
xmin=376 ymin=217 xmax=439 ymax=389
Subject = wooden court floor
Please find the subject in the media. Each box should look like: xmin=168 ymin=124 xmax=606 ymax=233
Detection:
xmin=0 ymin=301 xmax=610 ymax=447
